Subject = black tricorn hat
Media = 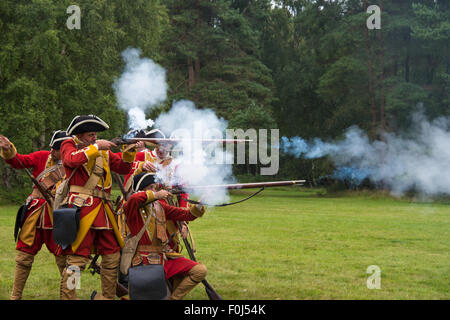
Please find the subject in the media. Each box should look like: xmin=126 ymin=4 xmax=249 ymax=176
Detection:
xmin=132 ymin=172 xmax=157 ymax=192
xmin=66 ymin=115 xmax=109 ymax=136
xmin=49 ymin=130 xmax=71 ymax=150
xmin=145 ymin=128 xmax=166 ymax=139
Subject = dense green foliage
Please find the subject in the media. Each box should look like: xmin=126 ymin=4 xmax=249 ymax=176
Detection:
xmin=0 ymin=0 xmax=448 ymax=195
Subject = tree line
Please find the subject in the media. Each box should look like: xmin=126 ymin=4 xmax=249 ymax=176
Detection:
xmin=0 ymin=0 xmax=448 ymax=199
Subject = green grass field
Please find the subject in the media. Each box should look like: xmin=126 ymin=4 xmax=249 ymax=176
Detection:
xmin=0 ymin=187 xmax=448 ymax=300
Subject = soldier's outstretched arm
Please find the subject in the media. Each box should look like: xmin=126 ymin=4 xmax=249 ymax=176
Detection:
xmin=109 ymin=147 xmax=136 ymax=175
xmin=61 ymin=139 xmax=97 ymax=168
xmin=0 ymin=134 xmax=47 ymax=169
xmin=0 ymin=134 xmax=11 ymax=149
xmin=160 ymin=201 xmax=205 ymax=222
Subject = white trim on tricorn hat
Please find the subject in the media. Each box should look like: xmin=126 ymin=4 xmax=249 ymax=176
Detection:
xmin=66 ymin=115 xmax=109 ymax=135
xmin=49 ymin=130 xmax=71 ymax=150
xmin=133 ymin=172 xmax=157 ymax=192
xmin=145 ymin=128 xmax=166 ymax=139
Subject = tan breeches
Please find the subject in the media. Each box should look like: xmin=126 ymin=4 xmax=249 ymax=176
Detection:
xmin=169 ymin=263 xmax=207 ymax=300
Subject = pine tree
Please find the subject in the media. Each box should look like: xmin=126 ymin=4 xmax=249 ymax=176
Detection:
xmin=0 ymin=0 xmax=167 ymax=194
xmin=161 ymin=0 xmax=276 ymax=120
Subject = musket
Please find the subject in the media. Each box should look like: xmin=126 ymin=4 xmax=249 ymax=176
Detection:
xmin=125 ymin=137 xmax=253 ymax=144
xmin=76 ymin=137 xmax=252 ymax=153
xmin=110 ymin=137 xmax=253 ymax=151
xmin=112 ymin=173 xmax=129 ymax=240
xmin=114 ymin=128 xmax=253 ymax=145
xmin=75 ymin=136 xmax=253 ymax=153
xmin=113 ymin=173 xmax=127 ymax=197
xmin=113 ymin=172 xmax=131 ymax=201
xmin=14 ymin=156 xmax=54 ymax=205
xmin=168 ymin=180 xmax=306 ymax=195
xmin=175 ymin=222 xmax=222 ymax=300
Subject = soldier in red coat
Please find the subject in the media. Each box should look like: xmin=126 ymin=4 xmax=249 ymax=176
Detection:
xmin=59 ymin=115 xmax=138 ymax=300
xmin=119 ymin=129 xmax=189 ymax=236
xmin=122 ymin=129 xmax=165 ymax=191
xmin=123 ymin=172 xmax=207 ymax=300
xmin=0 ymin=130 xmax=71 ymax=300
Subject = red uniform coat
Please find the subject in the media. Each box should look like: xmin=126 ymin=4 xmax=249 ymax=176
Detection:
xmin=123 ymin=150 xmax=149 ymax=186
xmin=1 ymin=144 xmax=59 ymax=253
xmin=123 ymin=190 xmax=204 ymax=279
xmin=123 ymin=149 xmax=189 ymax=207
xmin=61 ymin=138 xmax=136 ymax=254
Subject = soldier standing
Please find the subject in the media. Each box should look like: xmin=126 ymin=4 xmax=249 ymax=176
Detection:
xmin=122 ymin=128 xmax=164 ymax=192
xmin=59 ymin=115 xmax=137 ymax=300
xmin=0 ymin=131 xmax=71 ymax=300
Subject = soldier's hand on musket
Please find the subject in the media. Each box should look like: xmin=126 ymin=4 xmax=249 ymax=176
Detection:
xmin=154 ymin=189 xmax=173 ymax=200
xmin=143 ymin=161 xmax=156 ymax=172
xmin=96 ymin=139 xmax=117 ymax=150
xmin=0 ymin=134 xmax=12 ymax=150
xmin=194 ymin=196 xmax=207 ymax=211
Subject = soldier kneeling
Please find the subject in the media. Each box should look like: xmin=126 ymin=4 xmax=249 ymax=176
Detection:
xmin=122 ymin=172 xmax=207 ymax=300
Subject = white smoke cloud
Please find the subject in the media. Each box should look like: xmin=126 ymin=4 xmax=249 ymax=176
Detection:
xmin=112 ymin=49 xmax=235 ymax=205
xmin=154 ymin=100 xmax=235 ymax=206
xmin=282 ymin=111 xmax=450 ymax=196
xmin=113 ymin=47 xmax=167 ymax=130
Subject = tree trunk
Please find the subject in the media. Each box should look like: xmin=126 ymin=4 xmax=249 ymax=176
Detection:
xmin=405 ymin=34 xmax=410 ymax=83
xmin=393 ymin=56 xmax=398 ymax=76
xmin=39 ymin=126 xmax=46 ymax=149
xmin=194 ymin=0 xmax=201 ymax=84
xmin=311 ymin=161 xmax=317 ymax=187
xmin=364 ymin=0 xmax=377 ymax=137
xmin=195 ymin=59 xmax=200 ymax=82
xmin=426 ymin=55 xmax=435 ymax=85
xmin=378 ymin=0 xmax=386 ymax=131
xmin=187 ymin=57 xmax=195 ymax=90
xmin=1 ymin=164 xmax=12 ymax=190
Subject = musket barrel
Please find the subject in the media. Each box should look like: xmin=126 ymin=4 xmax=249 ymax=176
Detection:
xmin=172 ymin=180 xmax=305 ymax=192
xmin=127 ymin=137 xmax=253 ymax=144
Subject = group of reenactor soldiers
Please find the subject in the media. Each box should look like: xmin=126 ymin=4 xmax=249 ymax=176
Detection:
xmin=0 ymin=114 xmax=208 ymax=300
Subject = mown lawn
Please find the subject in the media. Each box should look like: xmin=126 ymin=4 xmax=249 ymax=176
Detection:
xmin=0 ymin=187 xmax=448 ymax=300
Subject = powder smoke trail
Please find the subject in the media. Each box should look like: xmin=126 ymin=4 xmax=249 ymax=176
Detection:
xmin=281 ymin=112 xmax=450 ymax=196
